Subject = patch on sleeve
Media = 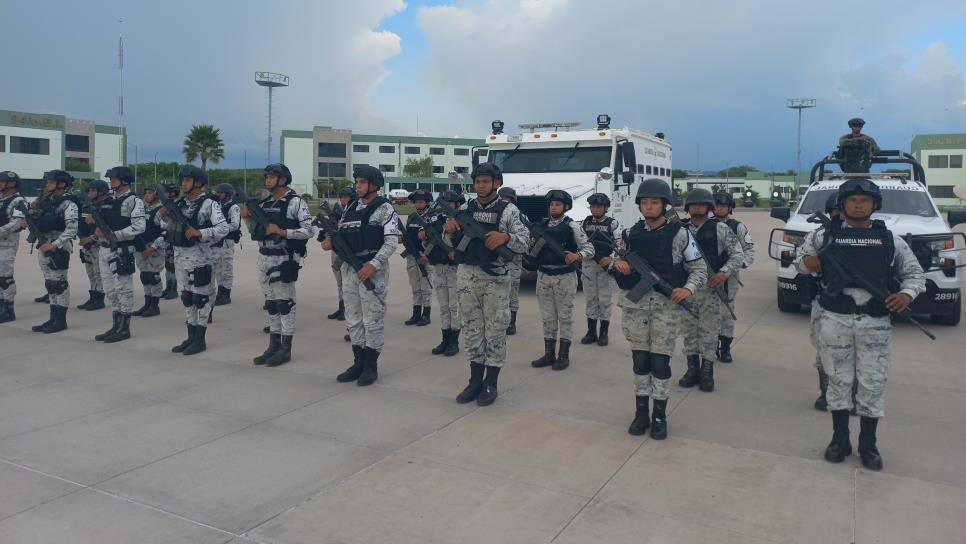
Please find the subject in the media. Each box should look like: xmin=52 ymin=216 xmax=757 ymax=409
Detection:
xmin=683 ymin=233 xmax=702 ymax=262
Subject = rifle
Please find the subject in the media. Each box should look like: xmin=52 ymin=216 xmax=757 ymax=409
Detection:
xmin=589 ymin=231 xmax=699 ymax=318
xmin=519 ymin=215 xmax=570 ymax=263
xmin=433 ymin=197 xmax=516 ymax=262
xmin=16 ymin=201 xmax=47 ymax=249
xmin=160 ymin=196 xmax=196 ymax=244
xmin=401 ymin=213 xmax=432 ymax=285
xmin=807 ymin=211 xmax=935 ymax=340
xmin=244 ymin=197 xmax=280 ymax=241
xmin=409 ymin=208 xmax=454 ymax=256
xmin=78 ymin=194 xmax=119 ymax=252
xmin=687 ymin=223 xmax=737 ymax=320
xmin=318 ymin=200 xmax=376 ymax=291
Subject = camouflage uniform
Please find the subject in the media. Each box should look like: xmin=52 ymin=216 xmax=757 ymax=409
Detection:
xmin=77 ymin=221 xmax=104 ymax=302
xmin=34 ymin=194 xmax=78 ymax=309
xmin=328 ymin=202 xmax=346 ymax=305
xmin=581 ymin=215 xmax=622 ymax=321
xmin=718 ymin=218 xmax=755 ymax=338
xmin=213 ymin=199 xmax=241 ymax=292
xmin=403 ymin=208 xmax=434 ymax=316
xmin=135 ymin=200 xmax=167 ymax=300
xmin=838 ymin=133 xmax=880 ymax=157
xmin=96 ymin=190 xmax=146 ymax=315
xmin=532 ymin=215 xmax=594 ymax=342
xmin=507 ymin=254 xmax=522 ymax=312
xmin=423 ymin=213 xmax=459 ymax=331
xmin=0 ymin=191 xmax=26 ymax=313
xmin=164 ymin=244 xmax=176 ymax=293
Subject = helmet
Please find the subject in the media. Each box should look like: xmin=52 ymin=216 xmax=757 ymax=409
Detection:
xmin=263 ymin=163 xmax=293 ymax=185
xmin=408 ymin=188 xmax=433 ymax=202
xmin=440 ymin=190 xmax=466 ymax=205
xmin=105 ymin=166 xmax=135 ymax=184
xmin=353 ymin=165 xmax=384 ymax=188
xmin=498 ymin=186 xmax=517 ymax=203
xmin=587 ymin=193 xmax=611 ymax=207
xmin=178 ymin=165 xmax=208 ymax=186
xmin=713 ymin=191 xmax=735 ymax=208
xmin=470 ymin=162 xmax=503 ymax=182
xmin=215 ymin=183 xmax=235 ymax=196
xmin=144 ymin=183 xmax=161 ymax=195
xmin=837 ymin=177 xmax=881 ymax=211
xmin=163 ymin=184 xmax=178 ymax=196
xmin=86 ymin=180 xmax=110 ymax=195
xmin=0 ymin=170 xmax=20 ymax=188
xmin=848 ymin=117 xmax=865 ymax=128
xmin=338 ymin=186 xmax=357 ymax=199
xmin=44 ymin=170 xmax=74 ymax=188
xmin=683 ymin=188 xmax=714 ymax=212
xmin=545 ymin=189 xmax=573 ymax=211
xmin=824 ymin=193 xmax=840 ymax=213
xmin=635 ymin=178 xmax=671 ymax=204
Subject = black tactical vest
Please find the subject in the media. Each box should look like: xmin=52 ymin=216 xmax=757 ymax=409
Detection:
xmin=252 ymin=192 xmax=307 ymax=254
xmin=404 ymin=210 xmax=430 ymax=257
xmin=36 ymin=193 xmax=78 ymax=233
xmin=454 ymin=198 xmax=508 ymax=267
xmin=168 ymin=194 xmax=215 ymax=247
xmin=625 ymin=220 xmax=688 ymax=288
xmin=725 ymin=218 xmax=740 ymax=234
xmin=535 ymin=216 xmax=578 ymax=268
xmin=0 ymin=194 xmax=21 ymax=226
xmin=222 ymin=201 xmax=242 ymax=243
xmin=818 ymin=221 xmax=896 ymax=316
xmin=690 ymin=218 xmax=729 ymax=273
xmin=137 ymin=205 xmax=164 ymax=248
xmin=583 ymin=216 xmax=615 ymax=261
xmin=339 ymin=196 xmax=390 ymax=260
xmin=101 ymin=192 xmax=134 ymax=232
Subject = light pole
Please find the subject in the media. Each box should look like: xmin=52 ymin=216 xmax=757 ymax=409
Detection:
xmin=787 ymin=98 xmax=816 ymax=198
xmin=255 ymin=72 xmax=290 ymax=163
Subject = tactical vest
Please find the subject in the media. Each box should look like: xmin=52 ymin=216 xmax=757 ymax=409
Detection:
xmin=252 ymin=192 xmax=307 ymax=254
xmin=818 ymin=221 xmax=896 ymax=317
xmin=137 ymin=205 xmax=164 ymax=248
xmin=423 ymin=213 xmax=453 ymax=266
xmin=454 ymin=198 xmax=508 ymax=267
xmin=725 ymin=218 xmax=740 ymax=235
xmin=222 ymin=201 xmax=242 ymax=243
xmin=0 ymin=194 xmax=21 ymax=226
xmin=36 ymin=193 xmax=78 ymax=233
xmin=168 ymin=194 xmax=216 ymax=248
xmin=583 ymin=216 xmax=615 ymax=261
xmin=690 ymin=218 xmax=729 ymax=273
xmin=535 ymin=216 xmax=578 ymax=270
xmin=339 ymin=196 xmax=390 ymax=260
xmin=102 ymin=192 xmax=134 ymax=231
xmin=404 ymin=211 xmax=430 ymax=257
xmin=625 ymin=220 xmax=688 ymax=288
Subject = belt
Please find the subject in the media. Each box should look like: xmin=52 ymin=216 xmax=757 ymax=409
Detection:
xmin=818 ymin=293 xmax=890 ymax=318
xmin=259 ymin=247 xmax=288 ymax=256
xmin=539 ymin=266 xmax=577 ymax=276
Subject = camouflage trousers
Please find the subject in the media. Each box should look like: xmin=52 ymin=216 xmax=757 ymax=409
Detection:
xmin=0 ymin=246 xmax=16 ymax=302
xmin=508 ymin=257 xmax=522 ymax=312
xmin=620 ymin=293 xmax=682 ymax=401
xmin=38 ymin=239 xmax=72 ymax=307
xmin=681 ymin=288 xmax=720 ymax=361
xmin=809 ymin=301 xmax=822 ymax=370
xmin=405 ymin=255 xmax=433 ymax=307
xmin=258 ymin=253 xmax=300 ymax=336
xmin=164 ymin=246 xmax=176 ymax=287
xmin=581 ymin=258 xmax=614 ymax=321
xmin=458 ymin=264 xmax=511 ymax=368
xmin=718 ymin=275 xmax=739 ymax=338
xmin=342 ymin=261 xmax=389 ymax=351
xmin=136 ymin=249 xmax=166 ymax=298
xmin=817 ymin=309 xmax=892 ymax=418
xmin=536 ymin=270 xmax=577 ymax=340
xmin=79 ymin=244 xmax=103 ymax=293
xmin=212 ymin=240 xmax=236 ymax=290
xmin=433 ymin=263 xmax=460 ymax=330
xmin=174 ymin=245 xmax=215 ymax=326
xmin=330 ymin=252 xmax=344 ymax=302
xmin=98 ymin=246 xmax=135 ymax=314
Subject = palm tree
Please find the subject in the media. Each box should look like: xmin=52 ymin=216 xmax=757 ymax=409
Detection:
xmin=182 ymin=124 xmax=225 ymax=170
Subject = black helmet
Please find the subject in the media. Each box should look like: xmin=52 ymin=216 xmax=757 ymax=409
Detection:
xmin=0 ymin=170 xmax=20 ymax=188
xmin=440 ymin=190 xmax=466 ymax=205
xmin=215 ymin=183 xmax=235 ymax=196
xmin=545 ymin=189 xmax=573 ymax=211
xmin=338 ymin=186 xmax=357 ymax=199
xmin=163 ymin=184 xmax=179 ymax=196
xmin=587 ymin=193 xmax=611 ymax=207
xmin=105 ymin=166 xmax=135 ymax=184
xmin=178 ymin=165 xmax=208 ymax=186
xmin=824 ymin=193 xmax=840 ymax=213
xmin=263 ymin=163 xmax=293 ymax=185
xmin=635 ymin=178 xmax=671 ymax=204
xmin=837 ymin=177 xmax=881 ymax=211
xmin=44 ymin=170 xmax=74 ymax=188
xmin=713 ymin=191 xmax=735 ymax=208
xmin=471 ymin=162 xmax=503 ymax=182
xmin=848 ymin=117 xmax=865 ymax=128
xmin=684 ymin=188 xmax=714 ymax=212
xmin=144 ymin=183 xmax=161 ymax=195
xmin=498 ymin=186 xmax=517 ymax=202
xmin=353 ymin=165 xmax=384 ymax=188
xmin=86 ymin=180 xmax=110 ymax=195
xmin=408 ymin=188 xmax=433 ymax=202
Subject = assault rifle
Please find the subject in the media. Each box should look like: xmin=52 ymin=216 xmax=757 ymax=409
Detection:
xmin=688 ymin=226 xmax=737 ymax=320
xmin=519 ymin=215 xmax=569 ymax=262
xmin=16 ymin=201 xmax=47 ymax=248
xmin=244 ymin=197 xmax=280 ymax=241
xmin=317 ymin=200 xmax=376 ymax=291
xmin=160 ymin=197 xmax=197 ymax=244
xmin=433 ymin=197 xmax=516 ymax=262
xmin=409 ymin=208 xmax=454 ymax=256
xmin=78 ymin=194 xmax=119 ymax=252
xmin=807 ymin=211 xmax=935 ymax=340
xmin=401 ymin=214 xmax=432 ymax=285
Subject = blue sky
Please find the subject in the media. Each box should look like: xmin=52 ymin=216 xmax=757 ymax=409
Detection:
xmin=1 ymin=0 xmax=964 ymax=172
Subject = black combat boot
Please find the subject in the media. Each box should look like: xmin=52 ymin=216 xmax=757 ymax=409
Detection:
xmin=506 ymin=311 xmax=517 ymax=335
xmin=96 ymin=312 xmax=121 ymax=341
xmin=650 ymin=399 xmax=668 ymax=440
xmin=32 ymin=305 xmax=55 ymax=332
xmin=43 ymin=305 xmax=68 ymax=334
xmin=717 ymin=335 xmax=733 ymax=363
xmin=263 ymin=326 xmax=271 ymax=334
xmin=77 ymin=290 xmax=102 ymax=310
xmin=531 ymin=338 xmax=557 ymax=368
xmin=444 ymin=329 xmax=460 ymax=357
xmin=858 ymin=417 xmax=883 ymax=471
xmin=456 ymin=362 xmax=485 ymax=404
xmin=337 ymin=345 xmax=365 ymax=382
xmin=182 ymin=326 xmax=207 ymax=355
xmin=699 ymin=358 xmax=715 ymax=392
xmin=552 ymin=339 xmax=571 ymax=371
xmin=597 ymin=320 xmax=610 ymax=346
xmin=161 ymin=282 xmax=177 ymax=300
xmin=432 ymin=329 xmax=450 ymax=355
xmin=628 ymin=396 xmax=650 ymax=436
xmin=34 ymin=293 xmax=49 ymax=303
xmin=357 ymin=347 xmax=379 ymax=386
xmin=416 ymin=306 xmax=431 ymax=326
xmin=172 ymin=323 xmax=196 ymax=353
xmin=104 ymin=313 xmax=132 ymax=343
xmin=0 ymin=301 xmax=14 ymax=323
xmin=141 ymin=296 xmax=160 ymax=318
xmin=476 ymin=365 xmax=501 ymax=406
xmin=266 ymin=335 xmax=292 ymax=367
xmin=580 ymin=318 xmax=598 ymax=344
xmin=404 ymin=305 xmax=421 ymax=325
xmin=814 ymin=366 xmax=829 ymax=411
xmin=327 ymin=300 xmax=345 ymax=320
xmin=824 ymin=409 xmax=852 ymax=463
xmin=678 ymin=355 xmax=701 ymax=387
xmin=132 ymin=295 xmax=150 ymax=316
xmin=214 ymin=286 xmax=231 ymax=306
xmin=254 ymin=333 xmax=281 ymax=365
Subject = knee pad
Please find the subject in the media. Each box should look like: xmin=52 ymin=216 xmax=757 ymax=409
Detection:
xmin=650 ymin=354 xmax=672 ymax=379
xmin=193 ymin=293 xmax=210 ymax=309
xmin=180 ymin=290 xmax=194 ymax=307
xmin=632 ymin=350 xmax=651 ymax=375
xmin=0 ymin=276 xmax=13 ymax=290
xmin=45 ymin=279 xmax=68 ymax=295
xmin=276 ymin=299 xmax=295 ymax=315
xmin=140 ymin=271 xmax=161 ymax=285
xmin=265 ymin=299 xmax=279 ymax=315
xmin=190 ymin=265 xmax=212 ymax=287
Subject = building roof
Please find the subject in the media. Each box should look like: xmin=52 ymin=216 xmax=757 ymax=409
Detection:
xmin=279 ymin=128 xmax=482 ymax=147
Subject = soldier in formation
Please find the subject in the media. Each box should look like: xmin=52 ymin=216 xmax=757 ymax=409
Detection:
xmin=422 ymin=189 xmax=464 ymax=357
xmin=710 ymin=191 xmax=755 ymax=363
xmin=213 ymin=183 xmax=242 ymax=306
xmin=579 ymin=192 xmax=621 ymax=347
xmin=27 ymin=170 xmax=78 ymax=334
xmin=160 ymin=184 xmax=180 ymax=300
xmin=0 ymin=171 xmax=26 ymax=323
xmin=75 ymin=182 xmax=106 ymax=312
xmin=402 ymin=189 xmax=434 ymax=326
xmin=132 ymin=184 xmax=167 ymax=318
xmin=323 ymin=186 xmax=356 ymax=321
xmin=498 ymin=186 xmax=522 ymax=335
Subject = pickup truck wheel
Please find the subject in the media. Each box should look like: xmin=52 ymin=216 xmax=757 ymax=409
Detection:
xmin=777 ymin=286 xmax=801 ymax=313
xmin=931 ymin=297 xmax=961 ymax=326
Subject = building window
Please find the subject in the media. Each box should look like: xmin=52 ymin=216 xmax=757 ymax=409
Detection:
xmin=65 ymin=134 xmax=90 ymax=152
xmin=352 ymin=144 xmax=369 ymax=153
xmin=928 ymin=185 xmax=957 ymax=198
xmin=9 ymin=136 xmax=50 ymax=155
xmin=0 ymin=135 xmax=5 ymax=153
xmin=318 ymin=142 xmax=347 ymax=158
xmin=928 ymin=155 xmax=949 ymax=168
xmin=429 ymin=147 xmax=445 ymax=156
xmin=432 ymin=166 xmax=444 ymax=174
xmin=379 ymin=164 xmax=395 ymax=173
xmin=379 ymin=145 xmax=395 ymax=154
xmin=318 ymin=162 xmax=347 ymax=178
xmin=405 ymin=146 xmax=420 ymax=155
xmin=660 ymin=168 xmax=667 ymax=176
xmin=645 ymin=165 xmax=652 ymax=175
xmin=454 ymin=148 xmax=469 ymax=156
xmin=454 ymin=166 xmax=469 ymax=174
xmin=418 ymin=183 xmax=433 ymax=190
xmin=65 ymin=157 xmax=91 ymax=171
xmin=951 ymin=155 xmax=963 ymax=168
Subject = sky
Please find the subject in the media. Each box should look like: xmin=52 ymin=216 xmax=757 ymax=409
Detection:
xmin=2 ymin=0 xmax=965 ymax=172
